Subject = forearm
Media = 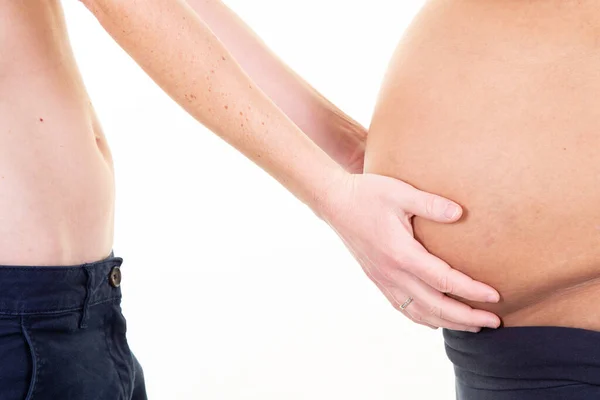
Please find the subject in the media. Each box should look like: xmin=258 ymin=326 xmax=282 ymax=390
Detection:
xmin=81 ymin=0 xmax=345 ymax=215
xmin=184 ymin=0 xmax=367 ymax=169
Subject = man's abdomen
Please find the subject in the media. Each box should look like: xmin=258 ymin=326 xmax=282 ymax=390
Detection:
xmin=0 ymin=0 xmax=115 ymax=265
xmin=365 ymin=0 xmax=600 ymax=330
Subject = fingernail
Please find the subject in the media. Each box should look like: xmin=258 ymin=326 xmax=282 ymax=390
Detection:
xmin=444 ymin=204 xmax=461 ymax=220
xmin=487 ymin=292 xmax=500 ymax=302
xmin=487 ymin=320 xmax=500 ymax=329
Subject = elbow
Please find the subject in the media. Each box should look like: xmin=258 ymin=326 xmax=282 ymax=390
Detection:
xmin=78 ymin=0 xmax=93 ymax=8
xmin=78 ymin=0 xmax=101 ymax=16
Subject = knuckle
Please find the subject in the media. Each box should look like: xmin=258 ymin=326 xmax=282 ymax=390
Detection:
xmin=437 ymin=273 xmax=452 ymax=293
xmin=428 ymin=303 xmax=443 ymax=319
xmin=424 ymin=195 xmax=438 ymax=217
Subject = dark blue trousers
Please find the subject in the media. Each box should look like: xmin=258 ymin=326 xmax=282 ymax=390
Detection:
xmin=0 ymin=251 xmax=147 ymax=400
xmin=444 ymin=325 xmax=600 ymax=399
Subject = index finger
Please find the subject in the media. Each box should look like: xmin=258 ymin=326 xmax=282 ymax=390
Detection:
xmin=402 ymin=247 xmax=500 ymax=303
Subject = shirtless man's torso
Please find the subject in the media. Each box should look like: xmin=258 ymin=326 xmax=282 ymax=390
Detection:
xmin=0 ymin=1 xmax=115 ymax=266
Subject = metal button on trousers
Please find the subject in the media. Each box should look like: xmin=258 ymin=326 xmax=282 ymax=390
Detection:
xmin=109 ymin=266 xmax=122 ymax=287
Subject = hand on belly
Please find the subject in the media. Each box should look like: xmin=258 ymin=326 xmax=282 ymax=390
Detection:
xmin=321 ymin=172 xmax=502 ymax=332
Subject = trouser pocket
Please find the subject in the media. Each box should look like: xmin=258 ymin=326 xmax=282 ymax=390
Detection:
xmin=105 ymin=304 xmax=137 ymax=398
xmin=20 ymin=300 xmax=137 ymax=400
xmin=0 ymin=317 xmax=35 ymax=400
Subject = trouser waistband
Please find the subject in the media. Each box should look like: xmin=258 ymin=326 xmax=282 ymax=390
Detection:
xmin=444 ymin=326 xmax=600 ymax=388
xmin=0 ymin=251 xmax=123 ymax=323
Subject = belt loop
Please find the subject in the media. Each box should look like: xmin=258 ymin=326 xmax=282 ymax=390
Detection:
xmin=80 ymin=265 xmax=93 ymax=329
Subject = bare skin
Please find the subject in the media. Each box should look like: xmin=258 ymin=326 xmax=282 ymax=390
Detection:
xmin=0 ymin=0 xmax=503 ymax=333
xmin=367 ymin=0 xmax=600 ymax=331
xmin=0 ymin=1 xmax=115 ymax=264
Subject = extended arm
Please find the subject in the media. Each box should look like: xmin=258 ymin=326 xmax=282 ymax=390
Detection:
xmin=81 ymin=0 xmax=502 ymax=332
xmin=184 ymin=0 xmax=366 ymax=172
xmin=82 ymin=0 xmax=346 ymax=214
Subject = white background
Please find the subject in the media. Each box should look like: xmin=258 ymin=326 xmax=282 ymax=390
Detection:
xmin=63 ymin=1 xmax=456 ymax=399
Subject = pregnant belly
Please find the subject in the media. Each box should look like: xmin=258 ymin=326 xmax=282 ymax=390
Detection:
xmin=365 ymin=0 xmax=600 ymax=330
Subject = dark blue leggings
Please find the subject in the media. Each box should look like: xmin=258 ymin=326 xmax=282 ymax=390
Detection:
xmin=444 ymin=325 xmax=600 ymax=399
xmin=0 ymin=251 xmax=147 ymax=400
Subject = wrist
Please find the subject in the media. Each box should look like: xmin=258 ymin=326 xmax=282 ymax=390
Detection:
xmin=322 ymin=110 xmax=367 ymax=172
xmin=343 ymin=137 xmax=366 ymax=173
xmin=309 ymin=165 xmax=352 ymax=222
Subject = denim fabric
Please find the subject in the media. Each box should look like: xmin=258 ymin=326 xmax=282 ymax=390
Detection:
xmin=0 ymin=251 xmax=147 ymax=400
xmin=444 ymin=326 xmax=600 ymax=399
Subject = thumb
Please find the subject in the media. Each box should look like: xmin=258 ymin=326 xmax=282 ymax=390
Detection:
xmin=398 ymin=186 xmax=463 ymax=223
